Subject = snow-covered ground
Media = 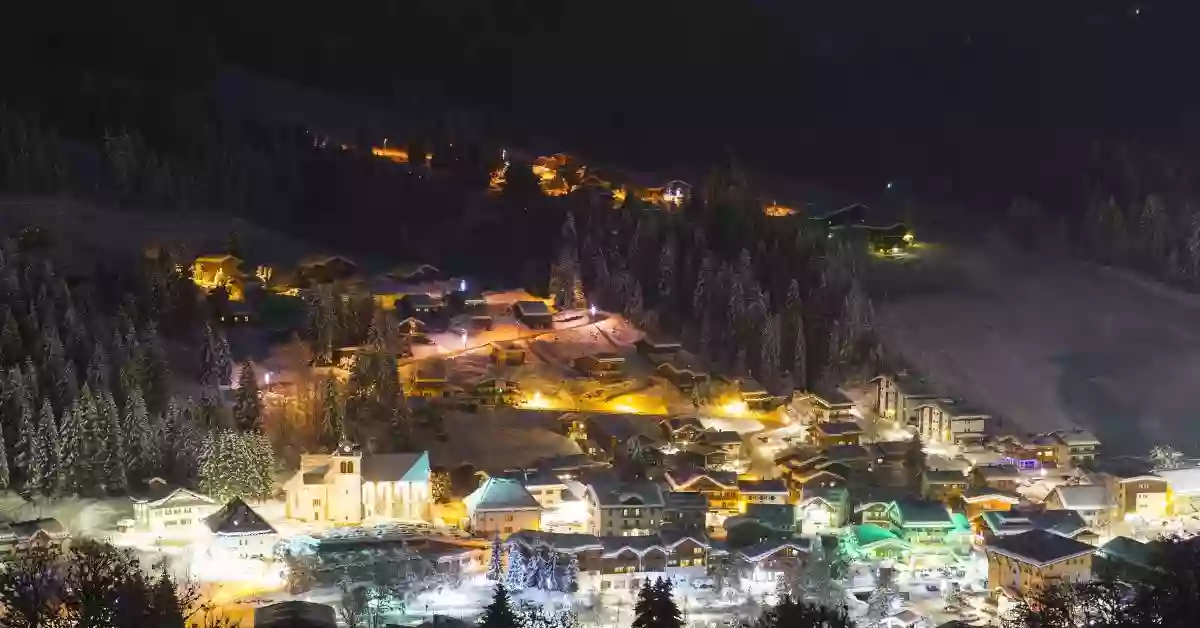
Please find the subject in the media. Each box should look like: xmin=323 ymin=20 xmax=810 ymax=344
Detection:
xmin=876 ymin=240 xmax=1200 ymax=456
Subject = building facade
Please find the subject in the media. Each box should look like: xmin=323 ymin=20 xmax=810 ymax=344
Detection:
xmin=283 ymin=445 xmax=431 ymax=524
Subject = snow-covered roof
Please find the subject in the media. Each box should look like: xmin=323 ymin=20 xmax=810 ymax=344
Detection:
xmin=1048 ymin=485 xmax=1109 ymax=510
xmin=665 ymin=470 xmax=737 ymax=491
xmin=205 ymin=499 xmax=276 ymax=536
xmin=986 ymin=529 xmax=1097 ymax=567
xmin=815 ymin=421 xmax=863 ymax=436
xmin=1154 ymin=467 xmax=1200 ymax=495
xmin=737 ymin=539 xmax=812 ymax=563
xmin=362 ymin=452 xmax=430 ymax=483
xmin=1052 ymin=429 xmax=1101 ymax=447
xmin=586 ymin=480 xmax=666 ymax=508
xmin=464 ymin=478 xmax=542 ymax=514
xmin=738 ymin=479 xmax=788 ymax=494
xmin=508 ymin=530 xmax=604 ymax=552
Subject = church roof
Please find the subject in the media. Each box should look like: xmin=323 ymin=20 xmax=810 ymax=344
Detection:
xmin=361 ymin=452 xmax=430 ymax=483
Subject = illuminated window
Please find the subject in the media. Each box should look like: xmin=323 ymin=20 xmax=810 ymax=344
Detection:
xmin=505 ymin=515 xmax=514 ymax=522
xmin=340 ymin=461 xmax=354 ymax=474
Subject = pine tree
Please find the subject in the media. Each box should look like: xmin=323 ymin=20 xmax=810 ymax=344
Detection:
xmin=320 ymin=376 xmax=344 ymax=447
xmin=759 ymin=314 xmax=781 ymax=392
xmin=866 ymin=569 xmax=900 ymax=624
xmin=792 ymin=309 xmax=808 ymax=391
xmin=487 ymin=535 xmax=503 ymax=581
xmin=564 ymin=554 xmax=579 ymax=593
xmin=58 ymin=402 xmax=80 ymax=494
xmin=233 ymin=361 xmax=262 ymax=433
xmin=651 ymin=577 xmax=684 ymax=628
xmin=14 ymin=393 xmax=35 ymax=497
xmin=35 ymin=399 xmax=58 ymax=496
xmin=139 ymin=322 xmax=170 ymax=415
xmin=122 ymin=386 xmax=152 ymax=480
xmin=504 ymin=546 xmax=527 ymax=590
xmin=479 ymin=583 xmax=519 ymax=628
xmin=0 ymin=428 xmax=8 ymax=490
xmin=199 ymin=324 xmax=223 ymax=388
xmin=100 ymin=391 xmax=127 ymax=493
xmin=0 ymin=308 xmax=21 ymax=366
xmin=631 ymin=580 xmax=656 ymax=628
xmin=527 ymin=548 xmax=548 ymax=590
xmin=657 ymin=236 xmax=677 ymax=311
xmin=86 ymin=341 xmax=109 ymax=394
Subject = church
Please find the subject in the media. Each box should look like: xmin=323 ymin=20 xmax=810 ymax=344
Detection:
xmin=283 ymin=444 xmax=432 ymax=523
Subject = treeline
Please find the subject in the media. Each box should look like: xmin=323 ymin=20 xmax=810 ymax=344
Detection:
xmin=553 ymin=160 xmax=878 ymax=393
xmin=1003 ymin=139 xmax=1200 ymax=291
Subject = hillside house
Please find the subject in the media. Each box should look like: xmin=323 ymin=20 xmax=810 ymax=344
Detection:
xmin=813 ymin=421 xmax=864 ymax=447
xmin=737 ymin=539 xmax=812 ymax=586
xmin=797 ymin=487 xmax=849 ymax=531
xmin=665 ymin=470 xmax=740 ymax=517
xmin=659 ymin=417 xmax=706 ymax=445
xmin=130 ymin=478 xmax=219 ymax=535
xmin=574 ymin=353 xmax=624 ymax=378
xmin=978 ymin=510 xmax=1096 ymax=546
xmin=192 ymin=254 xmax=246 ymax=301
xmin=888 ymin=500 xmax=972 ymax=557
xmin=872 ymin=372 xmax=946 ymax=425
xmin=585 ymin=414 xmax=664 ymax=463
xmin=699 ymin=430 xmax=743 ymax=461
xmin=738 ymin=378 xmax=775 ymax=411
xmin=0 ymin=519 xmax=69 ymax=557
xmin=970 ymin=465 xmax=1023 ymax=493
xmin=411 ymin=362 xmax=450 ymax=398
xmin=489 ymin=341 xmax=527 ymax=366
xmin=802 ymin=386 xmax=856 ymax=423
xmin=914 ymin=401 xmax=988 ymax=447
xmin=1043 ymin=485 xmax=1110 ymax=527
xmin=985 ymin=529 xmax=1097 ymax=601
xmin=516 ymin=300 xmax=553 ymax=329
xmin=473 ymin=378 xmax=521 ymax=406
xmin=204 ymin=498 xmax=278 ymax=560
xmin=962 ymin=487 xmax=1021 ymax=524
xmin=584 ymin=480 xmax=666 ymax=537
xmin=663 ymin=491 xmax=708 ymax=534
xmin=506 ymin=530 xmax=717 ymax=592
xmin=922 ymin=470 xmax=969 ymax=503
xmin=400 ymin=293 xmax=439 ymax=316
xmin=1050 ymin=429 xmax=1101 ymax=467
xmin=464 ymin=478 xmax=543 ymax=537
xmin=284 ymin=445 xmax=431 ymax=523
xmin=296 ymin=255 xmax=358 ymax=285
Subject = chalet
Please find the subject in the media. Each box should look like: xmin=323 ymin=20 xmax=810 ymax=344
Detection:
xmin=1043 ymin=485 xmax=1110 ymax=527
xmin=970 ymin=465 xmax=1023 ymax=493
xmin=872 ymin=372 xmax=946 ymax=425
xmin=516 ymin=300 xmax=553 ymax=329
xmin=813 ymin=421 xmax=863 ymax=447
xmin=659 ymin=417 xmax=706 ymax=444
xmin=978 ymin=510 xmax=1096 ymax=546
xmin=473 ymin=378 xmax=521 ymax=406
xmin=464 ymin=478 xmax=543 ymax=537
xmin=849 ymin=524 xmax=910 ymax=562
xmin=513 ymin=470 xmax=572 ymax=509
xmin=507 ymin=530 xmax=718 ymax=592
xmin=585 ymin=413 xmax=664 ymax=463
xmin=204 ymin=498 xmax=279 ymax=560
xmin=922 ymin=470 xmax=969 ymax=503
xmin=1050 ymin=429 xmax=1101 ymax=467
xmin=737 ymin=539 xmax=812 ymax=586
xmin=650 ymin=352 xmax=709 ymax=392
xmin=0 ymin=519 xmax=69 ymax=556
xmin=1102 ymin=472 xmax=1169 ymax=520
xmin=192 ymin=254 xmax=247 ymax=300
xmin=985 ymin=529 xmax=1097 ymax=601
xmin=583 ymin=480 xmax=666 ymax=537
xmin=889 ymin=500 xmax=971 ymax=555
xmin=665 ymin=470 xmax=740 ymax=516
xmin=129 ymin=478 xmax=219 ymax=534
xmin=738 ymin=378 xmax=774 ymax=411
xmin=636 ymin=336 xmax=682 ymax=357
xmin=296 ymin=255 xmax=358 ymax=285
xmin=400 ymin=293 xmax=439 ymax=316
xmin=962 ymin=487 xmax=1021 ymax=523
xmin=699 ymin=430 xmax=743 ymax=460
xmin=663 ymin=491 xmax=708 ymax=534
xmin=410 ymin=362 xmax=450 ymax=398
xmin=489 ymin=341 xmax=528 ymax=366
xmin=388 ymin=263 xmax=441 ymax=282
xmin=797 ymin=486 xmax=849 ymax=531
xmin=802 ymin=385 xmax=856 ymax=423
xmin=914 ymin=400 xmax=988 ymax=447
xmin=574 ymin=352 xmax=624 ymax=378
xmin=672 ymin=444 xmax=727 ymax=470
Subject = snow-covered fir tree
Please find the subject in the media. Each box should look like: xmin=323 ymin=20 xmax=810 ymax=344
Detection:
xmin=76 ymin=385 xmax=100 ymax=490
xmin=14 ymin=392 xmax=35 ymax=497
xmin=57 ymin=403 xmax=79 ymax=493
xmin=564 ymin=554 xmax=579 ymax=593
xmin=100 ymin=390 xmax=127 ymax=493
xmin=233 ymin=361 xmax=262 ymax=433
xmin=122 ymin=386 xmax=152 ymax=480
xmin=504 ymin=545 xmax=527 ymax=590
xmin=865 ymin=569 xmax=900 ymax=625
xmin=0 ymin=426 xmax=9 ymax=490
xmin=198 ymin=429 xmax=276 ymax=501
xmin=487 ymin=535 xmax=503 ymax=581
xmin=527 ymin=547 xmax=548 ymax=590
xmin=35 ymin=399 xmax=59 ymax=496
xmin=479 ymin=584 xmax=519 ymax=628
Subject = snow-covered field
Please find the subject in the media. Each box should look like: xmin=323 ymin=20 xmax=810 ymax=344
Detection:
xmin=875 ymin=240 xmax=1200 ymax=456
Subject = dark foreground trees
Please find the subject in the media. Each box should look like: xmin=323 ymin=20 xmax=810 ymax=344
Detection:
xmin=0 ymin=539 xmax=235 ymax=628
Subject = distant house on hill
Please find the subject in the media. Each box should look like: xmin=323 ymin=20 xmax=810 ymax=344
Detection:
xmin=516 ymin=300 xmax=553 ymax=328
xmin=296 ymin=255 xmax=358 ymax=285
xmin=192 ymin=254 xmax=246 ymax=301
xmin=205 ymin=498 xmax=278 ymax=560
xmin=130 ymin=477 xmax=219 ymax=534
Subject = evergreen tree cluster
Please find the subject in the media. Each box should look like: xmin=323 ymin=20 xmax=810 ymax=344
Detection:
xmin=0 ymin=539 xmax=236 ymax=628
xmin=563 ymin=160 xmax=878 ymax=394
xmin=479 ymin=583 xmax=579 ymax=628
xmin=197 ymin=428 xmax=276 ymax=502
xmin=502 ymin=543 xmax=577 ymax=593
xmin=0 ymin=239 xmax=201 ymax=498
xmin=631 ymin=578 xmax=684 ymax=628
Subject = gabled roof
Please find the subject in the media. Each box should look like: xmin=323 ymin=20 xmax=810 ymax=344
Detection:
xmin=665 ymin=470 xmax=737 ymax=491
xmin=205 ymin=499 xmax=276 ymax=535
xmin=665 ymin=491 xmax=709 ymax=509
xmin=805 ymin=385 xmax=853 ymax=407
xmin=873 ymin=372 xmax=943 ymax=399
xmin=1155 ymin=467 xmax=1200 ymax=495
xmin=852 ymin=524 xmax=908 ymax=548
xmin=516 ymin=300 xmax=552 ymax=316
xmin=924 ymin=470 xmax=969 ymax=485
xmin=738 ymin=479 xmax=788 ymax=494
xmin=820 ymin=444 xmax=871 ymax=461
xmin=1048 ymin=485 xmax=1109 ymax=510
xmin=1052 ymin=429 xmax=1101 ymax=447
xmin=701 ymin=430 xmax=743 ymax=446
xmin=195 ymin=254 xmax=241 ymax=264
xmin=981 ymin=509 xmax=1089 ymax=538
xmin=1098 ymin=536 xmax=1159 ymax=571
xmin=4 ymin=518 xmax=66 ymax=540
xmin=465 ymin=478 xmax=542 ymax=513
xmin=815 ymin=421 xmax=863 ymax=437
xmin=601 ymin=535 xmax=669 ymax=556
xmin=738 ymin=538 xmax=811 ymax=562
xmin=587 ymin=480 xmax=666 ymax=508
xmin=508 ymin=530 xmax=604 ymax=552
xmin=894 ymin=500 xmax=954 ymax=526
xmin=744 ymin=503 xmax=797 ymax=529
xmin=986 ymin=529 xmax=1097 ymax=566
xmin=974 ymin=465 xmax=1022 ymax=480
xmin=362 ymin=452 xmax=430 ymax=483
xmin=962 ymin=486 xmax=1021 ymax=504
xmin=130 ymin=478 xmax=217 ymax=507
